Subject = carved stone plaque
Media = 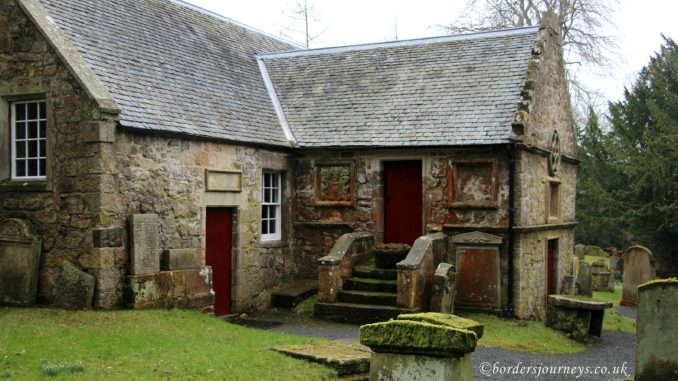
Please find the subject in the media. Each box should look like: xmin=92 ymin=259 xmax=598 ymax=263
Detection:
xmin=314 ymin=162 xmax=355 ymax=206
xmin=206 ymin=170 xmax=242 ymax=192
xmin=447 ymin=159 xmax=498 ymax=208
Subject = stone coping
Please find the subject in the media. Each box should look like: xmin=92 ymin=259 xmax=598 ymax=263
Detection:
xmin=360 ymin=313 xmax=482 ymax=357
xmin=397 ymin=233 xmax=445 ymax=270
xmin=638 ymin=277 xmax=678 ymax=291
xmin=318 ymin=232 xmax=373 ymax=266
xmin=547 ymin=295 xmax=612 ymax=310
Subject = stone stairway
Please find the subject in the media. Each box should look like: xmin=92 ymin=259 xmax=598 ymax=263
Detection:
xmin=315 ymin=250 xmax=420 ymax=323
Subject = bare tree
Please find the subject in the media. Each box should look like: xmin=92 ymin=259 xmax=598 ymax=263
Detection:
xmin=443 ymin=0 xmax=618 ymax=118
xmin=281 ymin=0 xmax=326 ymax=48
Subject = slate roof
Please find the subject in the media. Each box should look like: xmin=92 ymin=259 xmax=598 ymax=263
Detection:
xmin=259 ymin=28 xmax=540 ymax=147
xmin=39 ymin=0 xmax=297 ymax=146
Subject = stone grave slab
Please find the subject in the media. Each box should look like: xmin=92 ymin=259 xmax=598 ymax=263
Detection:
xmin=0 ymin=218 xmax=42 ymax=306
xmin=129 ymin=214 xmax=160 ymax=275
xmin=272 ymin=341 xmax=370 ymax=376
xmin=360 ymin=313 xmax=482 ymax=381
xmin=161 ymin=248 xmax=202 ymax=271
xmin=52 ymin=261 xmax=96 ymax=309
xmin=546 ymin=295 xmax=612 ymax=342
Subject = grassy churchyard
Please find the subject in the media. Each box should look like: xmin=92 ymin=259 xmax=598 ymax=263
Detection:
xmin=0 ymin=308 xmax=333 ymax=380
xmin=0 ymin=284 xmax=635 ymax=380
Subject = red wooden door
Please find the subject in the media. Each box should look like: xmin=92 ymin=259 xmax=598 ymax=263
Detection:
xmin=547 ymin=239 xmax=558 ymax=295
xmin=206 ymin=208 xmax=233 ymax=316
xmin=383 ymin=160 xmax=422 ymax=245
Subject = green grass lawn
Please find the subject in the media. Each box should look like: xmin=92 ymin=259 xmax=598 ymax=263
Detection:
xmin=463 ymin=313 xmax=586 ymax=354
xmin=0 ymin=308 xmax=334 ymax=381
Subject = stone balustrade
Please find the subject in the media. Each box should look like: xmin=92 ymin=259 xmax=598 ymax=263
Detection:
xmin=396 ymin=233 xmax=448 ymax=310
xmin=317 ymin=232 xmax=374 ymax=303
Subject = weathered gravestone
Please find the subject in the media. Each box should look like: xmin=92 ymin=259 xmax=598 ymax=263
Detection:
xmin=576 ymin=261 xmax=593 ymax=297
xmin=621 ymin=246 xmax=655 ymax=306
xmin=360 ymin=313 xmax=482 ymax=381
xmin=574 ymin=244 xmax=586 ymax=260
xmin=129 ymin=214 xmax=160 ymax=275
xmin=0 ymin=218 xmax=42 ymax=306
xmin=591 ymin=260 xmax=614 ymax=292
xmin=430 ymin=263 xmax=456 ymax=314
xmin=52 ymin=261 xmax=96 ymax=309
xmin=635 ymin=279 xmax=678 ymax=381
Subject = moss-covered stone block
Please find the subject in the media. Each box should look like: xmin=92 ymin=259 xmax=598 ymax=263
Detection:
xmin=359 ymin=319 xmax=478 ymax=357
xmin=397 ymin=313 xmax=484 ymax=339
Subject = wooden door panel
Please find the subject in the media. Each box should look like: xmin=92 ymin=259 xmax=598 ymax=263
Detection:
xmin=206 ymin=208 xmax=232 ymax=316
xmin=383 ymin=161 xmax=422 ymax=245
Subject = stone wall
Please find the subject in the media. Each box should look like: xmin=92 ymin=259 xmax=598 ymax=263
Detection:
xmin=509 ymin=17 xmax=577 ymax=320
xmin=0 ymin=0 xmax=118 ymax=304
xmin=514 ymin=228 xmax=574 ymax=320
xmin=0 ymin=0 xmax=297 ymax=311
xmin=520 ymin=22 xmax=577 ymax=158
xmin=102 ymin=131 xmax=296 ymax=311
xmin=293 ymin=148 xmax=511 ymax=278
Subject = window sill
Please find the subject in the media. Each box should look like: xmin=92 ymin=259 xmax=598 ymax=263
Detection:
xmin=260 ymin=240 xmax=287 ymax=248
xmin=0 ymin=179 xmax=49 ymax=192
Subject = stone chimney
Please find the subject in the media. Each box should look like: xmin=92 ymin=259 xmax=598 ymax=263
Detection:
xmin=540 ymin=10 xmax=561 ymax=36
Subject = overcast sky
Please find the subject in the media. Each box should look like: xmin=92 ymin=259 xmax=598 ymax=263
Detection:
xmin=184 ymin=0 xmax=678 ymax=104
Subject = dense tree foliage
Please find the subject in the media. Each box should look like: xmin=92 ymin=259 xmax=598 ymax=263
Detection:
xmin=576 ymin=37 xmax=678 ymax=271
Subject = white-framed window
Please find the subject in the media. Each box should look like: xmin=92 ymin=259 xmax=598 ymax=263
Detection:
xmin=261 ymin=171 xmax=281 ymax=241
xmin=11 ymin=100 xmax=46 ymax=180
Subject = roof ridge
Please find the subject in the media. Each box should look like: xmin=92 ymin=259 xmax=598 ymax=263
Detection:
xmin=169 ymin=0 xmax=303 ymax=49
xmin=257 ymin=25 xmax=540 ymax=60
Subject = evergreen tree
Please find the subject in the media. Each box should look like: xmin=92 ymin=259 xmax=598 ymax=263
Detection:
xmin=606 ymin=37 xmax=678 ymax=271
xmin=575 ymin=106 xmax=626 ymax=247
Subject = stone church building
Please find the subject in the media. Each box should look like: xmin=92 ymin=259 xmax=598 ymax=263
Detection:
xmin=0 ymin=0 xmax=576 ymax=320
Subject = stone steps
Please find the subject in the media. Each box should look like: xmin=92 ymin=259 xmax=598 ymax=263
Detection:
xmin=352 ymin=266 xmax=397 ymax=280
xmin=343 ymin=277 xmax=397 ymax=293
xmin=314 ymin=301 xmax=419 ymax=324
xmin=338 ymin=290 xmax=397 ymax=306
xmin=271 ymin=279 xmax=318 ymax=308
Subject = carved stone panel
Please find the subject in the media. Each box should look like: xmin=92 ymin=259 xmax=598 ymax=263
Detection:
xmin=452 ymin=231 xmax=502 ymax=308
xmin=456 ymin=247 xmax=500 ymax=307
xmin=205 ymin=169 xmax=242 ymax=192
xmin=314 ymin=161 xmax=355 ymax=206
xmin=129 ymin=214 xmax=160 ymax=275
xmin=447 ymin=159 xmax=498 ymax=209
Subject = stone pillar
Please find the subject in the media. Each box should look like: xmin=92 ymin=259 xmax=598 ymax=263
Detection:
xmin=635 ymin=279 xmax=678 ymax=381
xmin=360 ymin=313 xmax=482 ymax=381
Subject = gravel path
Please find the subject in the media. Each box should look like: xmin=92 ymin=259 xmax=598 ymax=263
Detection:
xmin=269 ymin=319 xmax=635 ymax=381
xmin=615 ymin=306 xmax=637 ymax=319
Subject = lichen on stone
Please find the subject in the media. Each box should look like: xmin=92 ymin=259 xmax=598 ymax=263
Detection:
xmin=359 ymin=319 xmax=478 ymax=357
xmin=396 ymin=312 xmax=484 ymax=339
xmin=638 ymin=277 xmax=678 ymax=291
